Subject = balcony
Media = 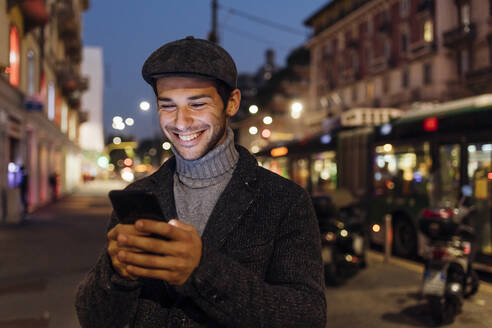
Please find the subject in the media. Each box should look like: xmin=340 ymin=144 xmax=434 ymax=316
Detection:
xmin=466 ymin=67 xmax=492 ymax=93
xmin=8 ymin=0 xmax=49 ymax=32
xmin=443 ymin=23 xmax=476 ymax=48
xmin=56 ymin=1 xmax=79 ymax=40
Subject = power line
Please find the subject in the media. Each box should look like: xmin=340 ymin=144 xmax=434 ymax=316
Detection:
xmin=218 ymin=4 xmax=309 ymax=37
xmin=223 ymin=24 xmax=292 ymax=49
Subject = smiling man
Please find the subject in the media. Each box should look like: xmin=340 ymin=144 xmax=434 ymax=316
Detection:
xmin=76 ymin=37 xmax=326 ymax=327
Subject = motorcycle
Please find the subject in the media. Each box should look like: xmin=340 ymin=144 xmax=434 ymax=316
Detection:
xmin=418 ymin=186 xmax=480 ymax=325
xmin=312 ymin=189 xmax=367 ymax=286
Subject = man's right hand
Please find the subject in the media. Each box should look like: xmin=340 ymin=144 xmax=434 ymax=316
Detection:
xmin=107 ymin=224 xmax=150 ymax=280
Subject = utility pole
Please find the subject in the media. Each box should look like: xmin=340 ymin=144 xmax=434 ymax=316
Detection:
xmin=207 ymin=0 xmax=219 ymax=44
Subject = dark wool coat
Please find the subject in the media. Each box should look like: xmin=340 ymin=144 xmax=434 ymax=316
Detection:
xmin=76 ymin=146 xmax=326 ymax=328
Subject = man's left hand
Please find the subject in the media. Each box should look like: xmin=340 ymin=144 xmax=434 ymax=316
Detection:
xmin=117 ymin=219 xmax=202 ymax=286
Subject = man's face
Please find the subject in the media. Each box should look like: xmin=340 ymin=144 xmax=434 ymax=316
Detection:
xmin=156 ymin=76 xmax=240 ymax=161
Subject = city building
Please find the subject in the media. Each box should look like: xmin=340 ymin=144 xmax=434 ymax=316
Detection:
xmin=80 ymin=46 xmax=104 ymax=180
xmin=0 ymin=0 xmax=89 ymax=222
xmin=304 ymin=0 xmax=492 ymax=133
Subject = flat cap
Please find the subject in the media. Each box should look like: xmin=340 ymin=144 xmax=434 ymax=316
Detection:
xmin=142 ymin=36 xmax=237 ymax=89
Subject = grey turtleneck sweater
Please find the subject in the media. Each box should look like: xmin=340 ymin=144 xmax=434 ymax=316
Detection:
xmin=172 ymin=127 xmax=239 ymax=236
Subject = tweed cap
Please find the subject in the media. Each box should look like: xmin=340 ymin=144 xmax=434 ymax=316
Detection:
xmin=142 ymin=36 xmax=238 ymax=89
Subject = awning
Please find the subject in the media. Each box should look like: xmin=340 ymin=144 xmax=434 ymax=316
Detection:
xmin=395 ymin=94 xmax=492 ymax=125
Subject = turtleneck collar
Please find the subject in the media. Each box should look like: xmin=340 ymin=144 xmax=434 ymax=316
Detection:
xmin=173 ymin=126 xmax=239 ymax=180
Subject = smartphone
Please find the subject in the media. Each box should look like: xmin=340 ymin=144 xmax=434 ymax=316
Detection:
xmin=108 ymin=190 xmax=167 ymax=224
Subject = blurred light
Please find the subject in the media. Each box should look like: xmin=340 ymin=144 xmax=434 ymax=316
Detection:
xmin=414 ymin=172 xmax=423 ymax=182
xmin=291 ymin=102 xmax=303 ymax=112
xmin=340 ymin=229 xmax=348 ymax=237
xmin=139 ymin=101 xmax=150 ymax=111
xmin=263 ymin=116 xmax=273 ymax=125
xmin=380 ymin=123 xmax=392 ymax=135
xmin=97 ymin=156 xmax=109 ymax=168
xmin=117 ymin=159 xmax=124 ymax=167
xmin=468 ymin=145 xmax=477 ymax=153
xmin=488 ymin=172 xmax=492 ymax=180
xmin=125 ymin=118 xmax=134 ymax=126
xmin=108 ymin=164 xmax=115 ymax=171
xmin=113 ymin=121 xmax=125 ymax=130
xmin=325 ymin=232 xmax=336 ymax=242
xmin=123 ymin=158 xmax=133 ymax=166
xmin=372 ymin=224 xmax=381 ymax=233
xmin=345 ymin=254 xmax=353 ymax=262
xmin=261 ymin=128 xmax=271 ymax=139
xmin=320 ymin=169 xmax=330 ymax=180
xmin=383 ymin=144 xmax=393 ymax=152
xmin=121 ymin=168 xmax=134 ymax=182
xmin=375 ymin=172 xmax=382 ymax=181
xmin=112 ymin=116 xmax=123 ymax=123
xmin=251 ymin=145 xmax=260 ymax=153
xmin=320 ymin=134 xmax=332 ymax=144
xmin=423 ymin=117 xmax=438 ymax=132
xmin=162 ymin=142 xmax=171 ymax=150
xmin=249 ymin=126 xmax=258 ymax=135
xmin=270 ymin=146 xmax=288 ymax=157
xmin=482 ymin=144 xmax=492 ymax=151
xmin=113 ymin=137 xmax=121 ymax=144
xmin=135 ymin=164 xmax=151 ymax=173
xmin=249 ymin=105 xmax=258 ymax=114
xmin=149 ymin=148 xmax=157 ymax=156
xmin=8 ymin=162 xmax=18 ymax=172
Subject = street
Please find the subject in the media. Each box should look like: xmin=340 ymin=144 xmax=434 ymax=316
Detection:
xmin=1 ymin=179 xmax=491 ymax=328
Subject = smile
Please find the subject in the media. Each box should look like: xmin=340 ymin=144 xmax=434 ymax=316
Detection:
xmin=177 ymin=131 xmax=202 ymax=141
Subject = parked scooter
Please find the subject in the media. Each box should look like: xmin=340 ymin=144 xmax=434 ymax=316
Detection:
xmin=418 ymin=186 xmax=480 ymax=325
xmin=312 ymin=189 xmax=367 ymax=285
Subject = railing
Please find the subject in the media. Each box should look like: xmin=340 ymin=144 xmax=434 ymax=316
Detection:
xmin=443 ymin=23 xmax=476 ymax=48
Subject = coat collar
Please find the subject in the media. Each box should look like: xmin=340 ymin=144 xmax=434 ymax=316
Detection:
xmin=149 ymin=145 xmax=258 ymax=251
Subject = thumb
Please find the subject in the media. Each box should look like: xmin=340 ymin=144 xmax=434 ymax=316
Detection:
xmin=169 ymin=219 xmax=194 ymax=232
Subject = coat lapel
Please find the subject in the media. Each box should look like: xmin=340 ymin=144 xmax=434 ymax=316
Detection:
xmin=149 ymin=158 xmax=178 ymax=221
xmin=201 ymin=146 xmax=258 ymax=251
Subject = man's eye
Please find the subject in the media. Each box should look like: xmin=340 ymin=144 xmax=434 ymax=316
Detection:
xmin=159 ymin=104 xmax=175 ymax=110
xmin=191 ymin=103 xmax=206 ymax=108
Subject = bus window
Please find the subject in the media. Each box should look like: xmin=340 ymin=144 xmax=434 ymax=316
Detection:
xmin=373 ymin=143 xmax=431 ymax=198
xmin=293 ymin=158 xmax=309 ymax=189
xmin=311 ymin=151 xmax=337 ymax=194
xmin=261 ymin=157 xmax=290 ymax=179
xmin=439 ymin=144 xmax=460 ymax=206
xmin=467 ymin=143 xmax=492 ymax=255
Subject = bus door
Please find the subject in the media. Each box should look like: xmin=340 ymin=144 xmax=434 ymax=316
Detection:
xmin=467 ymin=143 xmax=492 ymax=256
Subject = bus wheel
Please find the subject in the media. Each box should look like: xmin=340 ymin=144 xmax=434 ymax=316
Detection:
xmin=393 ymin=216 xmax=417 ymax=258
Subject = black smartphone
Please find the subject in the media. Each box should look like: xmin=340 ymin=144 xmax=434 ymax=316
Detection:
xmin=108 ymin=190 xmax=167 ymax=224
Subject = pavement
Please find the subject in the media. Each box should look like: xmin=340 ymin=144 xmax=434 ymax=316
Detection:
xmin=0 ymin=178 xmax=491 ymax=327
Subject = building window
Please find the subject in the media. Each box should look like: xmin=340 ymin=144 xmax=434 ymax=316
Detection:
xmin=461 ymin=3 xmax=471 ymax=26
xmin=367 ymin=17 xmax=373 ymax=35
xmin=27 ymin=50 xmax=35 ymax=95
xmin=367 ymin=81 xmax=374 ymax=100
xmin=47 ymin=82 xmax=55 ymax=120
xmin=423 ymin=63 xmax=432 ymax=85
xmin=401 ymin=32 xmax=408 ymax=54
xmin=352 ymin=86 xmax=357 ymax=102
xmin=400 ymin=0 xmax=409 ymax=17
xmin=383 ymin=74 xmax=389 ymax=94
xmin=424 ymin=20 xmax=434 ymax=42
xmin=459 ymin=49 xmax=470 ymax=76
xmin=8 ymin=25 xmax=20 ymax=87
xmin=402 ymin=69 xmax=409 ymax=88
xmin=61 ymin=102 xmax=68 ymax=133
xmin=384 ymin=38 xmax=391 ymax=60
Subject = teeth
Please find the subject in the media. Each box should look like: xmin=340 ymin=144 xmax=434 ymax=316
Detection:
xmin=179 ymin=132 xmax=200 ymax=141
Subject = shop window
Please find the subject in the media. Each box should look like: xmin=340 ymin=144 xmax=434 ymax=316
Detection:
xmin=438 ymin=144 xmax=461 ymax=206
xmin=47 ymin=82 xmax=55 ymax=120
xmin=293 ymin=158 xmax=310 ymax=190
xmin=8 ymin=25 xmax=20 ymax=87
xmin=366 ymin=80 xmax=374 ymax=100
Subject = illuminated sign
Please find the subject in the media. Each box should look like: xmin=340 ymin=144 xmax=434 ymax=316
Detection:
xmin=270 ymin=147 xmax=288 ymax=157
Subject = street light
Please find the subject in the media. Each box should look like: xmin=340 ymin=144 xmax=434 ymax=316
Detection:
xmin=125 ymin=117 xmax=134 ymax=126
xmin=263 ymin=116 xmax=273 ymax=125
xmin=139 ymin=101 xmax=150 ymax=111
xmin=291 ymin=102 xmax=303 ymax=119
xmin=249 ymin=126 xmax=258 ymax=135
xmin=249 ymin=105 xmax=259 ymax=114
xmin=113 ymin=137 xmax=121 ymax=144
xmin=162 ymin=141 xmax=171 ymax=150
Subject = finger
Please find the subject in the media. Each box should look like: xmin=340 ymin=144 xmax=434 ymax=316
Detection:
xmin=135 ymin=220 xmax=191 ymax=241
xmin=119 ymin=234 xmax=187 ymax=257
xmin=118 ymin=251 xmax=183 ymax=270
xmin=126 ymin=265 xmax=177 ymax=282
xmin=169 ymin=219 xmax=195 ymax=232
xmin=108 ymin=224 xmax=149 ymax=241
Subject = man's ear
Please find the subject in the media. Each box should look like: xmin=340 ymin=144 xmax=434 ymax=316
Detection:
xmin=225 ymin=89 xmax=241 ymax=117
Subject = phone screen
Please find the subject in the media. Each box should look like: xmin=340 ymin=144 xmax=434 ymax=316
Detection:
xmin=108 ymin=190 xmax=167 ymax=224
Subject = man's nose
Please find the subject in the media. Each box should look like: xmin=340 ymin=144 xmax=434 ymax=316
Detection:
xmin=174 ymin=107 xmax=193 ymax=129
